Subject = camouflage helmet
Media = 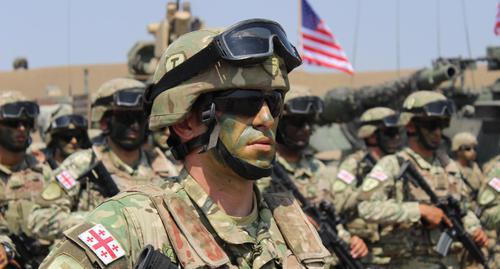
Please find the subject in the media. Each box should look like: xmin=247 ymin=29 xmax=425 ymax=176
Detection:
xmin=148 ymin=28 xmax=290 ymax=131
xmin=0 ymin=90 xmax=29 ymax=107
xmin=44 ymin=104 xmax=88 ymax=145
xmin=282 ymin=85 xmax=323 ymax=117
xmin=91 ymin=78 xmax=146 ymax=128
xmin=357 ymin=107 xmax=399 ymax=139
xmin=452 ymin=132 xmax=477 ymax=151
xmin=0 ymin=90 xmax=39 ymax=120
xmin=400 ymin=90 xmax=451 ymax=125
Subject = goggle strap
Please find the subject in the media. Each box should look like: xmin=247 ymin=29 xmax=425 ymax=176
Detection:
xmin=144 ymin=43 xmax=220 ymax=113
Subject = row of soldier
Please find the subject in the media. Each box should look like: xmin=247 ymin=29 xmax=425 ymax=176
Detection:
xmin=0 ymin=19 xmax=497 ymax=269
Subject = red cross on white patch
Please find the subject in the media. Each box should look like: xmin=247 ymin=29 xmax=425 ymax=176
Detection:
xmin=370 ymin=170 xmax=388 ymax=182
xmin=488 ymin=177 xmax=500 ymax=192
xmin=337 ymin=170 xmax=355 ymax=184
xmin=56 ymin=170 xmax=77 ymax=190
xmin=78 ymin=224 xmax=125 ymax=265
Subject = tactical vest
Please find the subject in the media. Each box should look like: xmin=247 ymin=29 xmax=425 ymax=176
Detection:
xmin=65 ymin=184 xmax=331 ymax=269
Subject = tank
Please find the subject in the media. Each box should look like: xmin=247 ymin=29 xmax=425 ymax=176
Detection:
xmin=127 ymin=1 xmax=204 ymax=82
xmin=438 ymin=46 xmax=500 ymax=164
xmin=311 ymin=64 xmax=460 ymax=158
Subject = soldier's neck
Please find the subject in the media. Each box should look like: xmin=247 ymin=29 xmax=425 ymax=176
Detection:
xmin=53 ymin=149 xmax=66 ymax=165
xmin=0 ymin=146 xmax=25 ymax=167
xmin=185 ymin=152 xmax=254 ymax=217
xmin=277 ymin=144 xmax=301 ymax=163
xmin=458 ymin=158 xmax=472 ymax=168
xmin=409 ymin=138 xmax=434 ymax=160
xmin=367 ymin=146 xmax=384 ymax=160
xmin=107 ymin=139 xmax=141 ymax=168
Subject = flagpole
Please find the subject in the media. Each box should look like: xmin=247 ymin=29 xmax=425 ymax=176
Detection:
xmin=298 ymin=0 xmax=303 ymax=60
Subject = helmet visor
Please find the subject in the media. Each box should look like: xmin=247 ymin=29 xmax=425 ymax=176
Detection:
xmin=363 ymin=113 xmax=402 ymax=128
xmin=52 ymin=114 xmax=88 ymax=129
xmin=114 ymin=90 xmax=143 ymax=108
xmin=423 ymin=100 xmax=455 ymax=117
xmin=285 ymin=96 xmax=323 ymax=115
xmin=218 ymin=19 xmax=302 ymax=70
xmin=0 ymin=101 xmax=39 ymax=119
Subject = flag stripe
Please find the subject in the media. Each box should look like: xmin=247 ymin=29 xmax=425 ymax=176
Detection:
xmin=302 ymin=39 xmax=346 ymax=57
xmin=303 ymin=44 xmax=349 ymax=62
xmin=301 ymin=0 xmax=353 ymax=74
xmin=302 ymin=52 xmax=353 ymax=71
xmin=303 ymin=55 xmax=354 ymax=75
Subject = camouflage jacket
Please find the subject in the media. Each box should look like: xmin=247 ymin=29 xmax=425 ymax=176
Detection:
xmin=258 ymin=154 xmax=335 ymax=204
xmin=28 ymin=142 xmax=178 ymax=242
xmin=0 ymin=154 xmax=52 ymax=260
xmin=357 ymin=147 xmax=482 ymax=261
xmin=478 ymin=165 xmax=500 ymax=232
xmin=332 ymin=150 xmax=376 ymax=215
xmin=40 ymin=170 xmax=334 ymax=268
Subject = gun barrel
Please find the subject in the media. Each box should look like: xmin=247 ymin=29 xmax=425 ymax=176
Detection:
xmin=415 ymin=64 xmax=458 ymax=90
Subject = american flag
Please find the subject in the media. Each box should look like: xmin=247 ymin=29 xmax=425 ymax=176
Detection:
xmin=495 ymin=2 xmax=500 ymax=36
xmin=300 ymin=0 xmax=354 ymax=74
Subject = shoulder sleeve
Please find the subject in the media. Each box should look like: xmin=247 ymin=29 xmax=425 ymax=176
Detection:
xmin=357 ymin=155 xmax=421 ymax=224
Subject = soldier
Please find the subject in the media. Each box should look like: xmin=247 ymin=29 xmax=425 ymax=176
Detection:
xmin=40 ymin=104 xmax=91 ymax=169
xmin=451 ymin=132 xmax=484 ymax=210
xmin=257 ymin=86 xmax=369 ymax=260
xmin=40 ymin=20 xmax=338 ymax=268
xmin=477 ymin=165 xmax=500 ymax=269
xmin=28 ymin=78 xmax=178 ymax=242
xmin=332 ymin=107 xmax=403 ymax=216
xmin=330 ymin=107 xmax=403 ymax=267
xmin=0 ymin=91 xmax=52 ymax=268
xmin=357 ymin=91 xmax=488 ymax=268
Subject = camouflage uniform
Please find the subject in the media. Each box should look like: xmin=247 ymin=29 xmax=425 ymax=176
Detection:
xmin=41 ymin=24 xmax=335 ymax=268
xmin=357 ymin=91 xmax=483 ymax=268
xmin=29 ymin=79 xmax=178 ymax=242
xmin=452 ymin=132 xmax=484 ymax=210
xmin=42 ymin=171 xmax=332 ymax=268
xmin=477 ymin=165 xmax=500 ymax=269
xmin=0 ymin=91 xmax=53 ymax=265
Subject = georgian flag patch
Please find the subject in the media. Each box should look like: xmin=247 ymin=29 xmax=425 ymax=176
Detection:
xmin=337 ymin=170 xmax=355 ymax=184
xmin=56 ymin=170 xmax=77 ymax=190
xmin=78 ymin=224 xmax=125 ymax=265
xmin=488 ymin=177 xmax=500 ymax=192
xmin=370 ymin=170 xmax=388 ymax=182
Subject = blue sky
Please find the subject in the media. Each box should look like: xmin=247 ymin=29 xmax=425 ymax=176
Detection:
xmin=0 ymin=0 xmax=498 ymax=72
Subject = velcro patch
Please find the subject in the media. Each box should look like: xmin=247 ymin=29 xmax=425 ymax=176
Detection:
xmin=78 ymin=224 xmax=125 ymax=265
xmin=56 ymin=170 xmax=77 ymax=190
xmin=488 ymin=177 xmax=500 ymax=192
xmin=337 ymin=170 xmax=355 ymax=184
xmin=370 ymin=170 xmax=388 ymax=182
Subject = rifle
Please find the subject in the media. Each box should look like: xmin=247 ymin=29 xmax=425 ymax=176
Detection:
xmin=77 ymin=161 xmax=120 ymax=198
xmin=272 ymin=163 xmax=364 ymax=269
xmin=9 ymin=233 xmax=48 ymax=269
xmin=398 ymin=160 xmax=489 ymax=269
xmin=356 ymin=153 xmax=376 ymax=188
xmin=134 ymin=245 xmax=177 ymax=269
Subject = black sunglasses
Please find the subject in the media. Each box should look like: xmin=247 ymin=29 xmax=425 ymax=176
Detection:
xmin=213 ymin=89 xmax=284 ymax=118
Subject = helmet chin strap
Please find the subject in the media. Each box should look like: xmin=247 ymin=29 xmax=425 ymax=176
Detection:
xmin=415 ymin=126 xmax=439 ymax=151
xmin=276 ymin=120 xmax=307 ymax=151
xmin=170 ymin=102 xmax=273 ymax=180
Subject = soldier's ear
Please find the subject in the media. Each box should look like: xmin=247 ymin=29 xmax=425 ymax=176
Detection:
xmin=406 ymin=121 xmax=416 ymax=135
xmin=171 ymin=111 xmax=207 ymax=143
xmin=99 ymin=116 xmax=111 ymax=134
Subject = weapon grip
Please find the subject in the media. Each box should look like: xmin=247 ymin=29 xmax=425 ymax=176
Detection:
xmin=134 ymin=245 xmax=177 ymax=269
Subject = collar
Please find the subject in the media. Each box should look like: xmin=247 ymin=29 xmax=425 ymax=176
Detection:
xmin=402 ymin=147 xmax=434 ymax=170
xmin=0 ymin=154 xmax=37 ymax=175
xmin=182 ymin=174 xmax=273 ymax=245
xmin=276 ymin=154 xmax=314 ymax=179
xmin=99 ymin=143 xmax=149 ymax=176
